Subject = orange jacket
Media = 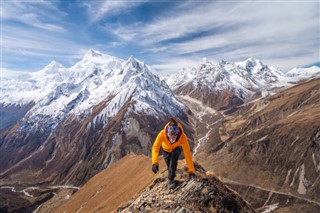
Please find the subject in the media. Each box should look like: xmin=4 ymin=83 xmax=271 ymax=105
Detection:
xmin=152 ymin=121 xmax=195 ymax=174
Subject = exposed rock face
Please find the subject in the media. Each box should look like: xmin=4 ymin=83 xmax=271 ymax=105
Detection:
xmin=196 ymin=78 xmax=320 ymax=212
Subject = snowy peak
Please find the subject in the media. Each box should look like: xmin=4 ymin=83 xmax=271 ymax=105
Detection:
xmin=39 ymin=61 xmax=65 ymax=74
xmin=83 ymin=49 xmax=103 ymax=59
xmin=47 ymin=60 xmax=64 ymax=68
xmin=286 ymin=66 xmax=320 ymax=78
xmin=127 ymin=55 xmax=139 ymax=66
xmin=122 ymin=56 xmax=150 ymax=75
xmin=235 ymin=57 xmax=274 ymax=76
xmin=240 ymin=57 xmax=263 ymax=69
xmin=78 ymin=49 xmax=124 ymax=68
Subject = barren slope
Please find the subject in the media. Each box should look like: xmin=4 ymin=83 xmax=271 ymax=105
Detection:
xmin=196 ymin=78 xmax=320 ymax=212
xmin=52 ymin=154 xmax=165 ymax=213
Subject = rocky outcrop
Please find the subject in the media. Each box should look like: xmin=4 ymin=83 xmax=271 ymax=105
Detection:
xmin=118 ymin=163 xmax=255 ymax=213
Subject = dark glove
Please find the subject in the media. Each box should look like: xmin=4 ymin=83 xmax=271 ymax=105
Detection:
xmin=152 ymin=164 xmax=159 ymax=174
xmin=189 ymin=173 xmax=196 ymax=179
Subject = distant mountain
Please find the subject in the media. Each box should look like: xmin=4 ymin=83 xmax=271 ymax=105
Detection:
xmin=286 ymin=66 xmax=320 ymax=78
xmin=1 ymin=49 xmax=184 ymax=130
xmin=0 ymin=49 xmax=191 ymax=188
xmin=166 ymin=57 xmax=320 ymax=111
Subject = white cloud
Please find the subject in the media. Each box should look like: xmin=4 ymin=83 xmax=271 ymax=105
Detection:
xmin=151 ymin=57 xmax=201 ymax=75
xmin=1 ymin=68 xmax=29 ymax=78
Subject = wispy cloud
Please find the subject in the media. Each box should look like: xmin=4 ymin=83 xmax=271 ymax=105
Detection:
xmin=2 ymin=24 xmax=84 ymax=57
xmin=108 ymin=1 xmax=319 ymax=71
xmin=2 ymin=0 xmax=66 ymax=32
xmin=82 ymin=0 xmax=147 ymax=22
xmin=1 ymin=0 xmax=319 ymax=75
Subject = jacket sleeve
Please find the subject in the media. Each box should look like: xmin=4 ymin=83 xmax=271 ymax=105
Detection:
xmin=152 ymin=130 xmax=164 ymax=165
xmin=181 ymin=134 xmax=195 ymax=173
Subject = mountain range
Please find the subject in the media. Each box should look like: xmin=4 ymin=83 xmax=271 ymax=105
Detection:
xmin=165 ymin=57 xmax=318 ymax=112
xmin=0 ymin=49 xmax=319 ymax=212
xmin=0 ymin=49 xmax=191 ymax=212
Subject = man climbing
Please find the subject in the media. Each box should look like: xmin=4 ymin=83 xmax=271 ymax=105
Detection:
xmin=152 ymin=117 xmax=195 ymax=190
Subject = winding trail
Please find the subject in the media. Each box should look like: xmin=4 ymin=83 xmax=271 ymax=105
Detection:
xmin=177 ymin=95 xmax=224 ymax=156
xmin=0 ymin=185 xmax=80 ymax=198
xmin=223 ymin=178 xmax=320 ymax=207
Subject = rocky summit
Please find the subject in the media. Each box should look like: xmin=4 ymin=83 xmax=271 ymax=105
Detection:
xmin=117 ymin=162 xmax=256 ymax=213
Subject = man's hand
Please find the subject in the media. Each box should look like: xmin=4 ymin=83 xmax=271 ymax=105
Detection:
xmin=189 ymin=173 xmax=196 ymax=179
xmin=152 ymin=164 xmax=159 ymax=174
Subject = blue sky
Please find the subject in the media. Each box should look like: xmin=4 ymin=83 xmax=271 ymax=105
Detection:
xmin=1 ymin=0 xmax=319 ymax=75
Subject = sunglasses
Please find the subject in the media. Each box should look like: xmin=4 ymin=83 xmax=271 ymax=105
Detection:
xmin=167 ymin=125 xmax=179 ymax=135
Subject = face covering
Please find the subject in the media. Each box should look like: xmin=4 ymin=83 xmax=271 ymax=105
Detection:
xmin=168 ymin=134 xmax=177 ymax=143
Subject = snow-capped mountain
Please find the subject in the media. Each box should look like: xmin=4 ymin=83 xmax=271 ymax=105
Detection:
xmin=1 ymin=49 xmax=184 ymax=131
xmin=0 ymin=49 xmax=189 ymax=187
xmin=286 ymin=66 xmax=320 ymax=78
xmin=166 ymin=57 xmax=319 ymax=111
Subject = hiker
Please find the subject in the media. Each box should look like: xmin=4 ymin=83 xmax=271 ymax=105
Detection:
xmin=151 ymin=117 xmax=195 ymax=189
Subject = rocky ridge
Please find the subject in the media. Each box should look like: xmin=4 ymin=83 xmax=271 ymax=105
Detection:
xmin=118 ymin=162 xmax=256 ymax=213
xmin=51 ymin=154 xmax=255 ymax=213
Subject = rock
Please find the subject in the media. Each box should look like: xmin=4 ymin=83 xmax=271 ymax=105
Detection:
xmin=117 ymin=165 xmax=256 ymax=213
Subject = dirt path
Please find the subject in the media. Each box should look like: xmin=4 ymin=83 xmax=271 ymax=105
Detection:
xmin=223 ymin=178 xmax=320 ymax=207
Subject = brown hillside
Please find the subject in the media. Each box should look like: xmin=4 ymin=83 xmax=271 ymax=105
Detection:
xmin=196 ymin=78 xmax=320 ymax=212
xmin=52 ymin=154 xmax=166 ymax=213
